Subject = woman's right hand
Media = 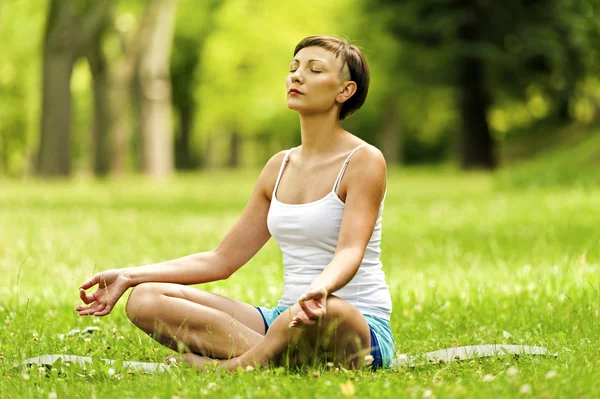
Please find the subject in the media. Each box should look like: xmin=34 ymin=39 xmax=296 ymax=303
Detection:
xmin=75 ymin=269 xmax=132 ymax=317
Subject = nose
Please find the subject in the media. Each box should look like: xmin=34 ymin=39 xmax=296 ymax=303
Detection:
xmin=290 ymin=69 xmax=303 ymax=84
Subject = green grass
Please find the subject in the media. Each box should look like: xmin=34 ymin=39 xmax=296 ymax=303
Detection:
xmin=1 ymin=168 xmax=599 ymax=398
xmin=497 ymin=126 xmax=600 ymax=188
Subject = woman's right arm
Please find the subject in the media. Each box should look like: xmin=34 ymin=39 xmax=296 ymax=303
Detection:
xmin=76 ymin=151 xmax=286 ymax=316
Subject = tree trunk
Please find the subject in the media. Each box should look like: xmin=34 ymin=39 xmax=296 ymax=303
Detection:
xmin=456 ymin=1 xmax=496 ymax=170
xmin=37 ymin=0 xmax=111 ymax=177
xmin=380 ymin=97 xmax=402 ymax=165
xmin=138 ymin=0 xmax=178 ymax=178
xmin=108 ymin=62 xmax=133 ymax=175
xmin=175 ymin=102 xmax=195 ymax=169
xmin=38 ymin=1 xmax=78 ymax=177
xmin=87 ymin=34 xmax=111 ymax=176
xmin=555 ymin=33 xmax=580 ymax=124
xmin=108 ymin=4 xmax=154 ymax=176
xmin=38 ymin=53 xmax=75 ymax=176
xmin=172 ymin=36 xmax=201 ymax=170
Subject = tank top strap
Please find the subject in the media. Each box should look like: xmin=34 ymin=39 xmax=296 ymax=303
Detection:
xmin=272 ymin=147 xmax=297 ymax=196
xmin=332 ymin=143 xmax=368 ymax=195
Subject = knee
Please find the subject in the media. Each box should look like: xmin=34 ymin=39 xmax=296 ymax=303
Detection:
xmin=324 ymin=297 xmax=369 ymax=339
xmin=125 ymin=282 xmax=163 ymax=324
xmin=324 ymin=296 xmax=352 ymax=320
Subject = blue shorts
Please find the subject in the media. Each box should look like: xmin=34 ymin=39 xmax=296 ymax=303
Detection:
xmin=256 ymin=305 xmax=395 ymax=369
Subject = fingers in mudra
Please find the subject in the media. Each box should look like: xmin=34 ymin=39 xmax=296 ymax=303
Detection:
xmin=75 ymin=291 xmax=112 ymax=316
xmin=290 ymin=299 xmax=325 ymax=327
xmin=76 ymin=270 xmax=132 ymax=317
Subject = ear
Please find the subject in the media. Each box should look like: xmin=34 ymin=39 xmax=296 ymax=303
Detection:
xmin=336 ymin=81 xmax=357 ymax=104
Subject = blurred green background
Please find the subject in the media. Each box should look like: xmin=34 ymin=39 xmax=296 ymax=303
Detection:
xmin=1 ymin=3 xmax=600 ymax=396
xmin=1 ymin=0 xmax=599 ymax=182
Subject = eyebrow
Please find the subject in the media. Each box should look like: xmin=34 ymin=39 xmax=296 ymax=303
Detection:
xmin=290 ymin=58 xmax=325 ymax=64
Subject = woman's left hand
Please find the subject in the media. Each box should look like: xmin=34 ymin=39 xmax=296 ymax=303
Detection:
xmin=289 ymin=286 xmax=328 ymax=328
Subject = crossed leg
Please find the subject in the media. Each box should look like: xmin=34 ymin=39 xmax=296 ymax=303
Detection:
xmin=125 ymin=282 xmax=265 ymax=358
xmin=210 ymin=296 xmax=372 ymax=371
xmin=125 ymin=283 xmax=371 ymax=370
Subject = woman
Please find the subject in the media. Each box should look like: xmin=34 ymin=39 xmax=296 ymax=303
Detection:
xmin=76 ymin=35 xmax=394 ymax=370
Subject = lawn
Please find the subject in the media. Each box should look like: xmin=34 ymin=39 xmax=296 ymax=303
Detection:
xmin=1 ymin=168 xmax=599 ymax=398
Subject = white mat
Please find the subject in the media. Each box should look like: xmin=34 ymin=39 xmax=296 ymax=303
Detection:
xmin=390 ymin=344 xmax=552 ymax=368
xmin=17 ymin=354 xmax=168 ymax=373
xmin=18 ymin=345 xmax=553 ymax=373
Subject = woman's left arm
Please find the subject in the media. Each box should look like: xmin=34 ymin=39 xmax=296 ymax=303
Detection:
xmin=290 ymin=146 xmax=387 ymax=327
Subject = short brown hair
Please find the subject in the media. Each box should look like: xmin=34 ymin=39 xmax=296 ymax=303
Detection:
xmin=294 ymin=35 xmax=370 ymax=121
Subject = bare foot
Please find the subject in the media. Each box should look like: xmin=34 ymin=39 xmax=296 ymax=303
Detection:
xmin=165 ymin=353 xmax=219 ymax=370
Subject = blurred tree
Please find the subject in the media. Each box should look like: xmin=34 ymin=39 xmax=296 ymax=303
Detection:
xmin=137 ymin=0 xmax=178 ymax=178
xmin=106 ymin=5 xmax=153 ymax=176
xmin=369 ymin=0 xmax=600 ymax=169
xmin=86 ymin=26 xmax=111 ymax=176
xmin=171 ymin=34 xmax=201 ymax=169
xmin=170 ymin=0 xmax=219 ymax=170
xmin=455 ymin=0 xmax=495 ymax=169
xmin=37 ymin=0 xmax=111 ymax=177
xmin=5 ymin=0 xmax=595 ymax=176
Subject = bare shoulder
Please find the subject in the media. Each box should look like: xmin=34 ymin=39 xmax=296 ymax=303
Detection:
xmin=266 ymin=150 xmax=289 ymax=169
xmin=350 ymin=143 xmax=387 ymax=177
xmin=257 ymin=149 xmax=289 ymax=199
xmin=340 ymin=143 xmax=387 ymax=200
xmin=355 ymin=143 xmax=386 ymax=165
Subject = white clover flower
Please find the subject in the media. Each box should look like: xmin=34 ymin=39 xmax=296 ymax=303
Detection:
xmin=545 ymin=370 xmax=557 ymax=380
xmin=519 ymin=384 xmax=532 ymax=394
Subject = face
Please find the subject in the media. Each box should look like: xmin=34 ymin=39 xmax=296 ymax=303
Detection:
xmin=286 ymin=46 xmax=356 ymax=117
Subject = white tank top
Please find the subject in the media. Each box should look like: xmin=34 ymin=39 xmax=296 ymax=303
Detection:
xmin=267 ymin=143 xmax=392 ymax=320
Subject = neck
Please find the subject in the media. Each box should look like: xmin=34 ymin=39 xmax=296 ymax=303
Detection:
xmin=298 ymin=112 xmax=346 ymax=160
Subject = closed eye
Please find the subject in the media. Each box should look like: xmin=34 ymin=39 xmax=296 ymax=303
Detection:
xmin=289 ymin=68 xmax=322 ymax=73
